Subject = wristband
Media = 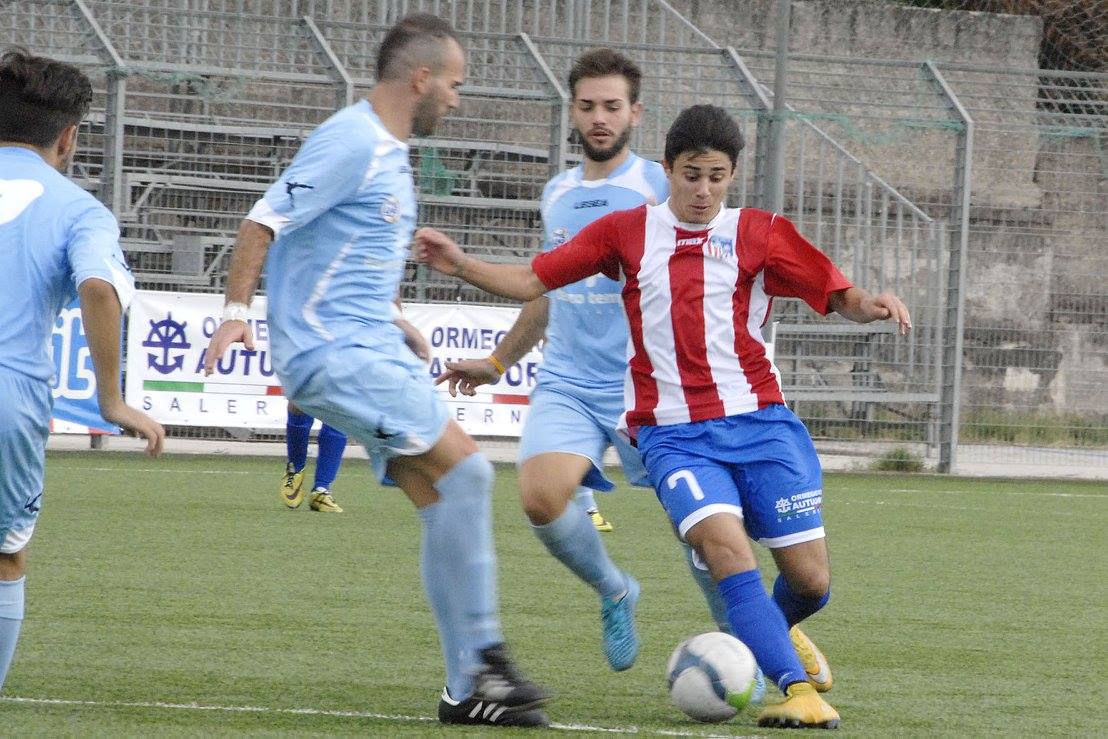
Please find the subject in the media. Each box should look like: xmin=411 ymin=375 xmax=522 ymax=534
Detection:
xmin=221 ymin=302 xmax=250 ymax=323
xmin=486 ymin=354 xmax=506 ymax=376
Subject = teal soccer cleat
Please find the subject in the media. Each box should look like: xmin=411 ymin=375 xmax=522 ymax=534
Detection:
xmin=600 ymin=573 xmax=641 ymax=671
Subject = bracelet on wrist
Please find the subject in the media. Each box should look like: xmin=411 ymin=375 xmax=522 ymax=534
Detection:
xmin=486 ymin=354 xmax=506 ymax=375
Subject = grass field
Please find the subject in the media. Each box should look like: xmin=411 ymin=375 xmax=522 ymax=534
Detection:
xmin=2 ymin=451 xmax=1105 ymax=736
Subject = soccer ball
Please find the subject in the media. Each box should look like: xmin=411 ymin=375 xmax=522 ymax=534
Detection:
xmin=666 ymin=632 xmax=759 ymax=723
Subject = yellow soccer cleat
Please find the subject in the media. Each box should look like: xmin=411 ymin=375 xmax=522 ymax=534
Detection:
xmin=309 ymin=488 xmax=343 ymax=513
xmin=790 ymin=626 xmax=833 ymax=692
xmin=587 ymin=508 xmax=614 ymax=533
xmin=757 ymin=681 xmax=840 ymax=729
xmin=281 ymin=462 xmax=305 ymax=509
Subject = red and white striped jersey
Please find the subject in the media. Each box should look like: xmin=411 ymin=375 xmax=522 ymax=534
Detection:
xmin=531 ymin=202 xmax=852 ymax=429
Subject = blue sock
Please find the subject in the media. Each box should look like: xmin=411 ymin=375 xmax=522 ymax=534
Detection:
xmin=0 ymin=577 xmax=25 ymax=691
xmin=681 ymin=542 xmax=730 ymax=632
xmin=419 ymin=502 xmax=468 ymax=700
xmin=772 ymin=574 xmax=830 ymax=627
xmin=427 ymin=453 xmax=503 ymax=697
xmin=718 ymin=570 xmax=807 ymax=691
xmin=532 ymin=498 xmax=625 ymax=600
xmin=313 ymin=424 xmax=347 ymax=489
xmin=286 ymin=409 xmax=313 ymax=471
xmin=575 ymin=486 xmax=598 ymax=511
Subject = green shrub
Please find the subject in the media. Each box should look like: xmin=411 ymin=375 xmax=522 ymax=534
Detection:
xmin=872 ymin=447 xmax=924 ymax=472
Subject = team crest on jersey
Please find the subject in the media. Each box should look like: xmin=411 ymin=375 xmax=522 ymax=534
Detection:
xmin=380 ymin=196 xmax=400 ymax=224
xmin=704 ymin=235 xmax=735 ymax=259
xmin=552 ymin=226 xmax=569 ymax=246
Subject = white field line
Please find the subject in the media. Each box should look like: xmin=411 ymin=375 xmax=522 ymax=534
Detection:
xmin=0 ymin=695 xmax=761 ymax=738
xmin=885 ymin=487 xmax=1104 ymax=499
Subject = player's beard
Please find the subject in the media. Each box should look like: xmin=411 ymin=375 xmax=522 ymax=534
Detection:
xmin=576 ymin=126 xmax=632 ymax=163
xmin=412 ymin=92 xmax=441 ymax=138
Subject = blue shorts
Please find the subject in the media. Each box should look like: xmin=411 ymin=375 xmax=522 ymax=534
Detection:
xmin=0 ymin=370 xmax=51 ymax=553
xmin=519 ymin=381 xmax=648 ymax=491
xmin=281 ymin=327 xmax=448 ymax=485
xmin=637 ymin=405 xmax=825 ymax=548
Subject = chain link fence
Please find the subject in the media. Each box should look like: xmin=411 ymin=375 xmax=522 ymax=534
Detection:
xmin=6 ymin=0 xmax=1105 ymax=476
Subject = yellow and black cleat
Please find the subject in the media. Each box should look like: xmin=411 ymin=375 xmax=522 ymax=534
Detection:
xmin=281 ymin=463 xmax=305 ymax=509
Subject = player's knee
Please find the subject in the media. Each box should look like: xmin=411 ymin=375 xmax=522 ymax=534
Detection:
xmin=0 ymin=551 xmax=26 ymax=580
xmin=440 ymin=452 xmax=494 ymax=498
xmin=790 ymin=569 xmax=831 ymax=601
xmin=519 ymin=480 xmax=575 ymax=524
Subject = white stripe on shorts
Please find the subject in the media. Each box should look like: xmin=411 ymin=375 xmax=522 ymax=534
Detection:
xmin=677 ymin=503 xmax=744 ymax=539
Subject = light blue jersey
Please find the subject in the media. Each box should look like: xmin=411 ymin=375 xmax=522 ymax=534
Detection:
xmin=247 ymin=100 xmax=417 ymax=385
xmin=247 ymin=100 xmax=446 ymax=482
xmin=538 ymin=153 xmax=668 ymax=392
xmin=0 ymin=146 xmax=134 ymax=551
xmin=0 ymin=147 xmax=134 ymax=382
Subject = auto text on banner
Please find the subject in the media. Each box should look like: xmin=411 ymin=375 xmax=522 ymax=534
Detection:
xmin=404 ymin=303 xmax=542 ymax=437
xmin=50 ymin=298 xmax=119 ymax=434
xmin=125 ymin=291 xmax=287 ymax=428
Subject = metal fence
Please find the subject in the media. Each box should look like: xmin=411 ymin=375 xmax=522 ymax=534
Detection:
xmin=5 ymin=0 xmax=1105 ymax=476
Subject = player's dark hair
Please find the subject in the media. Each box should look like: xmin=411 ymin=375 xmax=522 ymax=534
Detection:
xmin=568 ymin=48 xmax=642 ymax=104
xmin=375 ymin=13 xmax=459 ymax=81
xmin=0 ymin=47 xmax=92 ymax=148
xmin=664 ymin=104 xmax=744 ymax=169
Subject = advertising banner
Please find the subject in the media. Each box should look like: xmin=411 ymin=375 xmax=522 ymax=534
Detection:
xmin=125 ymin=292 xmax=542 ymax=436
xmin=50 ymin=299 xmax=118 ymax=434
xmin=125 ymin=291 xmax=286 ymax=428
xmin=405 ymin=303 xmax=542 ymax=437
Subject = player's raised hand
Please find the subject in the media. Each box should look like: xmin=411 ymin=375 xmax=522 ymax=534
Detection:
xmin=414 ymin=227 xmax=467 ymax=276
xmin=865 ymin=291 xmax=912 ymax=335
xmin=100 ymin=400 xmax=166 ymax=457
xmin=435 ymin=358 xmax=502 ymax=397
xmin=204 ymin=319 xmax=254 ymax=376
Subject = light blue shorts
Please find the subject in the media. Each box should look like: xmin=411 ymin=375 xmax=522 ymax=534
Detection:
xmin=0 ymin=369 xmax=51 ymax=553
xmin=281 ymin=327 xmax=448 ymax=485
xmin=519 ymin=382 xmax=648 ymax=491
xmin=638 ymin=405 xmax=825 ymax=548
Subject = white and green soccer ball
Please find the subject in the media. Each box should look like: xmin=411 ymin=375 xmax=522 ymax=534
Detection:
xmin=666 ymin=632 xmax=760 ymax=723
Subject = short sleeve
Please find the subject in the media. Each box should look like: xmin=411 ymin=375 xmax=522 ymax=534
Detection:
xmin=532 ymin=210 xmax=624 ymax=290
xmin=763 ymin=215 xmax=852 ymax=315
xmin=247 ymin=127 xmax=371 ymax=237
xmin=66 ymin=199 xmax=135 ymax=309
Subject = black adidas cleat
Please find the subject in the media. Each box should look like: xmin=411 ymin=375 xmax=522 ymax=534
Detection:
xmin=438 ymin=688 xmax=550 ymax=727
xmin=472 ymin=643 xmax=552 ymax=710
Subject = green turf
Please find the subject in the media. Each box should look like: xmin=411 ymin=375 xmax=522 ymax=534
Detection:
xmin=2 ymin=452 xmax=1104 ymax=736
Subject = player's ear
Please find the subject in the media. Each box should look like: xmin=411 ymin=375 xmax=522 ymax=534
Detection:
xmin=55 ymin=124 xmax=78 ymax=159
xmin=411 ymin=65 xmax=432 ymax=95
xmin=629 ymin=100 xmax=644 ymax=127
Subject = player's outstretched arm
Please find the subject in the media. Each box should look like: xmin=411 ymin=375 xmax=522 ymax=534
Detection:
xmin=436 ymin=297 xmax=549 ymax=397
xmin=204 ymin=219 xmax=273 ymax=375
xmin=414 ymin=227 xmax=547 ymax=302
xmin=828 ymin=287 xmax=912 ymax=335
xmin=78 ymin=278 xmax=166 ymax=456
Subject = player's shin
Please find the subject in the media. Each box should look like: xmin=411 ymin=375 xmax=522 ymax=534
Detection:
xmin=430 ymin=453 xmax=503 ymax=669
xmin=418 ymin=503 xmax=470 ymax=700
xmin=313 ymin=424 xmax=347 ymax=489
xmin=682 ymin=541 xmax=731 ymax=632
xmin=0 ymin=576 xmax=25 ymax=690
xmin=718 ymin=569 xmax=808 ymax=692
xmin=285 ymin=410 xmax=313 ymax=471
xmin=532 ymin=498 xmax=625 ymax=599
